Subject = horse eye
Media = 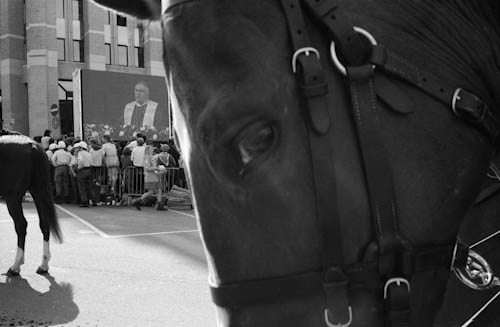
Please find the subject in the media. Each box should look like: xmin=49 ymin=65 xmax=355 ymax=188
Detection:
xmin=237 ymin=124 xmax=274 ymax=167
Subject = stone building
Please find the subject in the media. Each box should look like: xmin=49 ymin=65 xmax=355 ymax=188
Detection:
xmin=0 ymin=0 xmax=165 ymax=138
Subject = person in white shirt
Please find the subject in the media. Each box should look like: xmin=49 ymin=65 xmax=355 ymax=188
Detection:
xmin=51 ymin=141 xmax=71 ymax=204
xmin=45 ymin=143 xmax=57 ymax=162
xmin=40 ymin=129 xmax=52 ymax=150
xmin=131 ymin=138 xmax=146 ymax=168
xmin=89 ymin=138 xmax=105 ymax=188
xmin=75 ymin=142 xmax=95 ymax=207
xmin=101 ymin=135 xmax=120 ymax=199
xmin=131 ymin=137 xmax=146 ymax=194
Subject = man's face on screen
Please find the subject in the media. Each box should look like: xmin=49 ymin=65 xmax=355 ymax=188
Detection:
xmin=134 ymin=83 xmax=149 ymax=105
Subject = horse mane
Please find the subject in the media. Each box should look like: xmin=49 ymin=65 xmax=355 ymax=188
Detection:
xmin=363 ymin=0 xmax=500 ymax=118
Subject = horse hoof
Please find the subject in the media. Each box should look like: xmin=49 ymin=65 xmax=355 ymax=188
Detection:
xmin=36 ymin=267 xmax=49 ymax=275
xmin=5 ymin=268 xmax=20 ymax=277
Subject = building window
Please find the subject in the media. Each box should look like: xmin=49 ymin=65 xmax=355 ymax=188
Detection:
xmin=118 ymin=45 xmax=128 ymax=66
xmin=105 ymin=43 xmax=111 ymax=65
xmin=56 ymin=0 xmax=65 ymax=18
xmin=133 ymin=25 xmax=144 ymax=68
xmin=107 ymin=11 xmax=112 ymax=24
xmin=71 ymin=0 xmax=84 ymax=63
xmin=72 ymin=0 xmax=83 ymax=21
xmin=57 ymin=38 xmax=66 ymax=61
xmin=73 ymin=40 xmax=84 ymax=62
xmin=117 ymin=14 xmax=127 ymax=26
xmin=134 ymin=47 xmax=144 ymax=68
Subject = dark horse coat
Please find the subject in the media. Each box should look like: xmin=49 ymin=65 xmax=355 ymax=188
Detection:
xmin=0 ymin=135 xmax=62 ymax=250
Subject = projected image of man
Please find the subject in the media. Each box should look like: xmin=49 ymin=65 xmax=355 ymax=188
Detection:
xmin=123 ymin=81 xmax=166 ymax=129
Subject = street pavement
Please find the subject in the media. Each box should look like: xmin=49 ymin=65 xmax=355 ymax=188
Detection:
xmin=3 ymin=199 xmax=500 ymax=326
xmin=0 ymin=201 xmax=215 ymax=327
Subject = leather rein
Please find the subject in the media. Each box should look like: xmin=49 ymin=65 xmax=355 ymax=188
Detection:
xmin=160 ymin=0 xmax=500 ymax=326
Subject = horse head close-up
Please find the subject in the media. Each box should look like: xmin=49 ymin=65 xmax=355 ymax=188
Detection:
xmin=94 ymin=0 xmax=500 ymax=326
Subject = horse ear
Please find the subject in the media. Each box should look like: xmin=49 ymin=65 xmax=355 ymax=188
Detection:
xmin=91 ymin=0 xmax=162 ymax=20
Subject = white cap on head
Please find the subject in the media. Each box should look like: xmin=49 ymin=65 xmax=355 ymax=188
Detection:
xmin=79 ymin=141 xmax=88 ymax=150
xmin=48 ymin=143 xmax=57 ymax=151
xmin=57 ymin=141 xmax=66 ymax=149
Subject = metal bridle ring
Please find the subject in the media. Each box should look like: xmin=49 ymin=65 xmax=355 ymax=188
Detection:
xmin=330 ymin=26 xmax=377 ymax=76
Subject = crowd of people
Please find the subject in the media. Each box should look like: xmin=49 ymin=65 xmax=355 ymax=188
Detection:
xmin=39 ymin=129 xmax=185 ymax=211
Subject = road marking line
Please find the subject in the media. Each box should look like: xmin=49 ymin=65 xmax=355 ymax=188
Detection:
xmin=56 ymin=204 xmax=110 ymax=238
xmin=106 ymin=229 xmax=199 ymax=239
xmin=170 ymin=209 xmax=196 ymax=218
xmin=56 ymin=205 xmax=199 ymax=239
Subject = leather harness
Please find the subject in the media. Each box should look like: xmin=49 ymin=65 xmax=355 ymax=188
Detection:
xmin=160 ymin=0 xmax=500 ymax=326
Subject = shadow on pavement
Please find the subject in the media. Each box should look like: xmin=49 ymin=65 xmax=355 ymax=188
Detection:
xmin=0 ymin=273 xmax=79 ymax=326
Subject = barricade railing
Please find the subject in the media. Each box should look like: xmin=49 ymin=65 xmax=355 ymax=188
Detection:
xmin=121 ymin=166 xmax=145 ymax=197
xmin=120 ymin=166 xmax=188 ymax=198
xmin=47 ymin=164 xmax=188 ymax=204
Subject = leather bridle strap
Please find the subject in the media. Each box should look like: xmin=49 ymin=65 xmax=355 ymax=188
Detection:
xmin=280 ymin=0 xmax=353 ymax=323
xmin=370 ymin=46 xmax=499 ymax=142
xmin=298 ymin=1 xmax=499 ymax=143
xmin=346 ymin=65 xmax=411 ymax=326
xmin=300 ymin=0 xmax=368 ymax=66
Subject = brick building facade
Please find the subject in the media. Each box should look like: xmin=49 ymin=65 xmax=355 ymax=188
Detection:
xmin=0 ymin=0 xmax=165 ymax=138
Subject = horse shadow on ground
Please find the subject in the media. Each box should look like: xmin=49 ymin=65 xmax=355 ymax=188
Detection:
xmin=0 ymin=273 xmax=79 ymax=326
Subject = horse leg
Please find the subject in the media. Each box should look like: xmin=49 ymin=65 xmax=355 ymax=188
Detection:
xmin=36 ymin=239 xmax=51 ymax=275
xmin=34 ymin=200 xmax=51 ymax=275
xmin=6 ymin=194 xmax=27 ymax=276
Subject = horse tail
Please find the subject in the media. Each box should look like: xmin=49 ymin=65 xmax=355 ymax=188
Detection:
xmin=31 ymin=143 xmax=63 ymax=243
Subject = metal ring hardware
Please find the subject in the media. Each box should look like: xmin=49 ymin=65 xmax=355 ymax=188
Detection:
xmin=324 ymin=306 xmax=353 ymax=327
xmin=330 ymin=26 xmax=377 ymax=76
xmin=291 ymin=47 xmax=320 ymax=73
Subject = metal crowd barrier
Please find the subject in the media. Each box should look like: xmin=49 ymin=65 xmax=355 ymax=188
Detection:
xmin=47 ymin=163 xmax=188 ymax=204
xmin=120 ymin=166 xmax=188 ymax=198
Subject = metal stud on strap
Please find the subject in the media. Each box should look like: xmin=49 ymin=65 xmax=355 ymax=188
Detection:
xmin=291 ymin=47 xmax=320 ymax=73
xmin=324 ymin=306 xmax=353 ymax=327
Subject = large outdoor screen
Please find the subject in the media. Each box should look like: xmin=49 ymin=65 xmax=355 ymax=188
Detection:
xmin=76 ymin=70 xmax=170 ymax=142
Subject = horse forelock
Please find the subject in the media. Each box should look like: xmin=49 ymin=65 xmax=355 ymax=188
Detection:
xmin=0 ymin=135 xmax=36 ymax=145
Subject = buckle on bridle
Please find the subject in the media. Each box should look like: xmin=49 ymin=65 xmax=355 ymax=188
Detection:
xmin=451 ymin=88 xmax=488 ymax=123
xmin=291 ymin=47 xmax=320 ymax=73
xmin=384 ymin=277 xmax=410 ymax=299
xmin=324 ymin=306 xmax=353 ymax=327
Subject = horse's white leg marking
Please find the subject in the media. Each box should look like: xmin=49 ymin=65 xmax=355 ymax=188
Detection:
xmin=9 ymin=247 xmax=25 ymax=272
xmin=39 ymin=241 xmax=51 ymax=271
